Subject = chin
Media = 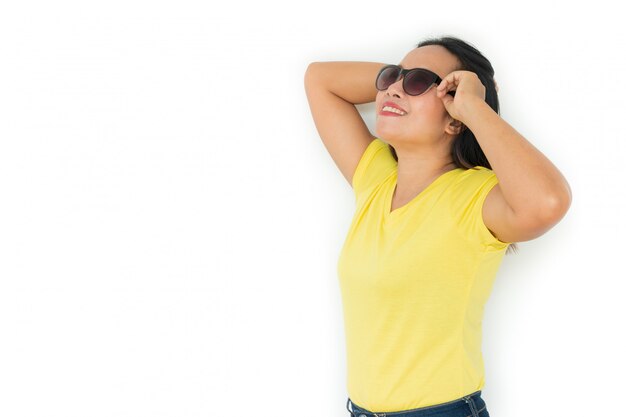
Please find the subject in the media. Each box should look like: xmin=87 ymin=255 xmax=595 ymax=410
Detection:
xmin=374 ymin=126 xmax=403 ymax=143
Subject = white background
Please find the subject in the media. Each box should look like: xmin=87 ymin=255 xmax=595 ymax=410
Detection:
xmin=0 ymin=1 xmax=624 ymax=416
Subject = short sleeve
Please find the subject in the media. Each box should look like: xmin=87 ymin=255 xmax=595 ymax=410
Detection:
xmin=452 ymin=167 xmax=510 ymax=250
xmin=351 ymin=138 xmax=396 ymax=199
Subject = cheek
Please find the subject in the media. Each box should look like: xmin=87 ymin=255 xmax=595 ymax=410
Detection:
xmin=416 ymin=96 xmax=448 ymax=121
xmin=406 ymin=104 xmax=448 ymax=134
xmin=431 ymin=93 xmax=450 ymax=115
xmin=375 ymin=92 xmax=385 ymax=108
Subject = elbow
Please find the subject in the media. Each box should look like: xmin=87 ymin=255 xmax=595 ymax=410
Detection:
xmin=540 ymin=192 xmax=572 ymax=225
xmin=305 ymin=62 xmax=322 ymax=80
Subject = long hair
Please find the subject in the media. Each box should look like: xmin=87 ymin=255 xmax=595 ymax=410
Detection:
xmin=388 ymin=36 xmax=518 ymax=255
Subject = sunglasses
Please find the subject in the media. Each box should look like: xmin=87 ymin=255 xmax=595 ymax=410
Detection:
xmin=375 ymin=64 xmax=455 ymax=97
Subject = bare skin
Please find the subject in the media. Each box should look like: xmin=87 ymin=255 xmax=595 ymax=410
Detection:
xmin=374 ymin=45 xmax=465 ymax=213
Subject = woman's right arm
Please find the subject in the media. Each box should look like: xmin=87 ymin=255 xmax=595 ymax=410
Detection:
xmin=304 ymin=61 xmax=388 ymax=187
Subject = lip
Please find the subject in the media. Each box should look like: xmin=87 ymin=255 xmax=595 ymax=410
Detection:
xmin=380 ymin=101 xmax=407 ymax=115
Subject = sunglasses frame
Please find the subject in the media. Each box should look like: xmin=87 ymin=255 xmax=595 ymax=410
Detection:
xmin=375 ymin=64 xmax=455 ymax=97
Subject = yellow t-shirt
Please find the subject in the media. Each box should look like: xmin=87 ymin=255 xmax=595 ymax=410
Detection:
xmin=337 ymin=138 xmax=510 ymax=412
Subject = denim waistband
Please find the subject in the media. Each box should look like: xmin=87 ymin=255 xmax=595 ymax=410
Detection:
xmin=346 ymin=390 xmax=485 ymax=417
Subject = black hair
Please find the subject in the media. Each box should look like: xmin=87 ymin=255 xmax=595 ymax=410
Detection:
xmin=389 ymin=35 xmax=518 ymax=255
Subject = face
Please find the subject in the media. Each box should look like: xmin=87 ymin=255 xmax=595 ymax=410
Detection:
xmin=375 ymin=45 xmax=463 ymax=147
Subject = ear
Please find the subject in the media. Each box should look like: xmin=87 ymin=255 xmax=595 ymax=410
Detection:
xmin=445 ymin=118 xmax=466 ymax=135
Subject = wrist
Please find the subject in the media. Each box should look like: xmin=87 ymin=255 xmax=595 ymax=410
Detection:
xmin=460 ymin=98 xmax=494 ymax=129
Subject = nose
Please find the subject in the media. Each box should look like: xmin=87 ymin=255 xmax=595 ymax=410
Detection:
xmin=385 ymin=77 xmax=404 ymax=98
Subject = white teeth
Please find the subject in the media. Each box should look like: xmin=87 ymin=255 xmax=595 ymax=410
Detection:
xmin=382 ymin=106 xmax=406 ymax=115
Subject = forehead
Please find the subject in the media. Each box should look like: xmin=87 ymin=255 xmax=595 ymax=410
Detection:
xmin=398 ymin=45 xmax=460 ymax=79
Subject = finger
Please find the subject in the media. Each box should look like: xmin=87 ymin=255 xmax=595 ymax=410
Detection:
xmin=438 ymin=92 xmax=454 ymax=108
xmin=438 ymin=78 xmax=457 ymax=93
xmin=437 ymin=79 xmax=451 ymax=92
xmin=437 ymin=85 xmax=454 ymax=98
xmin=438 ymin=72 xmax=460 ymax=90
xmin=443 ymin=71 xmax=461 ymax=81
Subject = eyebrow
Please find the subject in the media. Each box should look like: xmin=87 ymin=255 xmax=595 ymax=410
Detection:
xmin=399 ymin=63 xmax=441 ymax=77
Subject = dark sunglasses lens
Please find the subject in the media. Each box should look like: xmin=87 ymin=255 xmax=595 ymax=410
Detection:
xmin=376 ymin=66 xmax=400 ymax=90
xmin=404 ymin=70 xmax=433 ymax=95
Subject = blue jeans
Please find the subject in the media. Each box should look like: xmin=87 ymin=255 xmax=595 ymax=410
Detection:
xmin=346 ymin=390 xmax=490 ymax=417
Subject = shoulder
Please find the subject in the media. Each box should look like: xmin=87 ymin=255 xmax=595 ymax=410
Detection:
xmin=447 ymin=166 xmax=511 ymax=248
xmin=352 ymin=137 xmax=396 ymax=196
xmin=446 ymin=165 xmax=499 ymax=215
xmin=454 ymin=165 xmax=495 ymax=181
xmin=448 ymin=166 xmax=497 ymax=194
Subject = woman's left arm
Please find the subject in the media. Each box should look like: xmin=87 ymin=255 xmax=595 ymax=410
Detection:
xmin=437 ymin=70 xmax=572 ymax=241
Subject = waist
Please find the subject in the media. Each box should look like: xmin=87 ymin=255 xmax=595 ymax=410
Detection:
xmin=347 ymin=390 xmax=486 ymax=417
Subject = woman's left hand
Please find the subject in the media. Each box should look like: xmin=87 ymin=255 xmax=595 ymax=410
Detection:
xmin=436 ymin=70 xmax=486 ymax=123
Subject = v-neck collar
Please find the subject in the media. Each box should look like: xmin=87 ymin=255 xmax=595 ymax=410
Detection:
xmin=384 ymin=168 xmax=462 ymax=221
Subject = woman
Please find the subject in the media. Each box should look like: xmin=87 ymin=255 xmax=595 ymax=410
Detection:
xmin=304 ymin=36 xmax=572 ymax=417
